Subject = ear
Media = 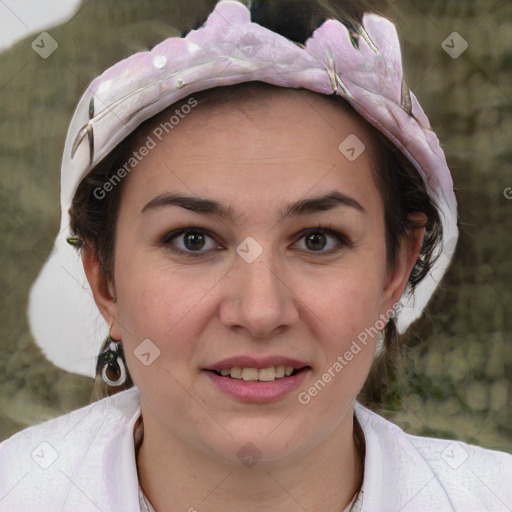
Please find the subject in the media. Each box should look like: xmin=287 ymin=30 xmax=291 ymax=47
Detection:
xmin=381 ymin=212 xmax=427 ymax=315
xmin=81 ymin=246 xmax=122 ymax=340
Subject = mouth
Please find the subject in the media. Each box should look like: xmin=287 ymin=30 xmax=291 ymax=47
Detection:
xmin=207 ymin=365 xmax=310 ymax=382
xmin=202 ymin=356 xmax=311 ymax=401
xmin=203 ymin=365 xmax=311 ymax=402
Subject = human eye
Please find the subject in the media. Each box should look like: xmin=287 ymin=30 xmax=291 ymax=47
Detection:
xmin=158 ymin=224 xmax=223 ymax=257
xmin=292 ymin=224 xmax=354 ymax=255
xmin=157 ymin=223 xmax=353 ymax=258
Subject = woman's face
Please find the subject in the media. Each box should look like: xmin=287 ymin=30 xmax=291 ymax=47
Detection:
xmin=87 ymin=87 xmax=418 ymax=466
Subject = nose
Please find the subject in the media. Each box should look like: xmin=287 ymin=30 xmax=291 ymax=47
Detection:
xmin=219 ymin=246 xmax=299 ymax=339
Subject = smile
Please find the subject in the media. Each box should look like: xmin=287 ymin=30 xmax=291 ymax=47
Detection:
xmin=203 ymin=366 xmax=311 ymax=402
xmin=212 ymin=365 xmax=305 ymax=381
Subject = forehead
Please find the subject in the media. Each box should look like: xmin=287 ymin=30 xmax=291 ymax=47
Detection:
xmin=118 ymin=85 xmax=381 ymax=215
xmin=130 ymin=85 xmax=378 ymax=165
xmin=148 ymin=83 xmax=376 ymax=146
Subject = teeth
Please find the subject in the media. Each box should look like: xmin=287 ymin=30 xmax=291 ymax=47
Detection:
xmin=230 ymin=367 xmax=242 ymax=379
xmin=275 ymin=365 xmax=285 ymax=378
xmin=216 ymin=365 xmax=300 ymax=381
xmin=241 ymin=368 xmax=259 ymax=381
xmin=258 ymin=367 xmax=276 ymax=381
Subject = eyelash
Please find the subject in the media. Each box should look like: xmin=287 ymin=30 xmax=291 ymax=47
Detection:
xmin=157 ymin=222 xmax=354 ymax=258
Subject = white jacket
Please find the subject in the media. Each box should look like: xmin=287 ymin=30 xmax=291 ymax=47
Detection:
xmin=0 ymin=386 xmax=510 ymax=511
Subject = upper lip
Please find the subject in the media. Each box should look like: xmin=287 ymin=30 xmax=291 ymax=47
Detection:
xmin=203 ymin=355 xmax=310 ymax=371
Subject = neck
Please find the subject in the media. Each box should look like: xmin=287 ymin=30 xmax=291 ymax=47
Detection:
xmin=136 ymin=407 xmax=364 ymax=512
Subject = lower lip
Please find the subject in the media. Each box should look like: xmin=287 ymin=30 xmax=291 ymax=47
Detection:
xmin=203 ymin=368 xmax=310 ymax=402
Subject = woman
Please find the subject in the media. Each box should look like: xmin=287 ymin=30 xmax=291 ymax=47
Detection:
xmin=0 ymin=0 xmax=510 ymax=511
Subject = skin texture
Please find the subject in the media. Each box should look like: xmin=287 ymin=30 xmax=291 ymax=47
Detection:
xmin=83 ymin=86 xmax=425 ymax=512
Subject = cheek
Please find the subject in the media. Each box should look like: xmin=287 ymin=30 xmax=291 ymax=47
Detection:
xmin=113 ymin=250 xmax=217 ymax=350
xmin=317 ymin=278 xmax=382 ymax=361
xmin=305 ymin=250 xmax=387 ymax=385
xmin=112 ymin=261 xmax=201 ymax=391
xmin=115 ymin=263 xmax=182 ymax=333
xmin=301 ymin=282 xmax=382 ymax=413
xmin=311 ymin=252 xmax=387 ymax=336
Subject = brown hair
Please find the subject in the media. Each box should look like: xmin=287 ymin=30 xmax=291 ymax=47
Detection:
xmin=68 ymin=0 xmax=443 ymax=403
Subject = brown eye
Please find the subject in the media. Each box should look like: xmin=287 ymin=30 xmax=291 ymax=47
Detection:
xmin=294 ymin=227 xmax=352 ymax=255
xmin=182 ymin=231 xmax=207 ymax=251
xmin=160 ymin=227 xmax=221 ymax=257
xmin=304 ymin=232 xmax=328 ymax=251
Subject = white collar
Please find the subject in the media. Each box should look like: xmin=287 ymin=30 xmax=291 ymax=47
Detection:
xmin=118 ymin=388 xmax=456 ymax=511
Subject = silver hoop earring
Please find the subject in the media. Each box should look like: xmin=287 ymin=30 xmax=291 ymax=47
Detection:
xmin=97 ymin=336 xmax=127 ymax=386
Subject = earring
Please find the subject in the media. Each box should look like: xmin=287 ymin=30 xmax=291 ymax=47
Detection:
xmin=375 ymin=330 xmax=385 ymax=356
xmin=97 ymin=335 xmax=127 ymax=386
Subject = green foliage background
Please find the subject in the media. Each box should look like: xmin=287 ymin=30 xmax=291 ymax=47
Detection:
xmin=0 ymin=0 xmax=510 ymax=452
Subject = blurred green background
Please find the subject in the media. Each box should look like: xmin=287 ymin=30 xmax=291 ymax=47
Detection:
xmin=0 ymin=0 xmax=510 ymax=452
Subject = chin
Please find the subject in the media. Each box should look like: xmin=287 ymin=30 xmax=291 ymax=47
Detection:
xmin=202 ymin=424 xmax=314 ymax=470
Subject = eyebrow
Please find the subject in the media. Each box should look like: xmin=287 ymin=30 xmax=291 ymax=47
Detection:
xmin=141 ymin=191 xmax=366 ymax=220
